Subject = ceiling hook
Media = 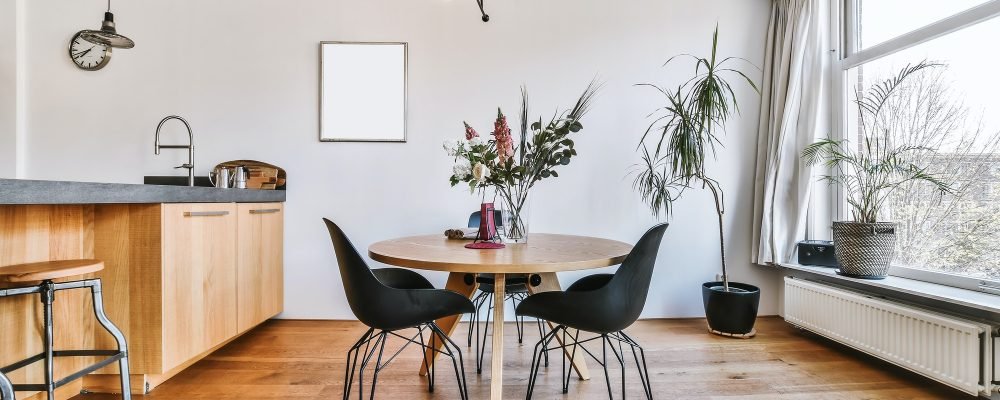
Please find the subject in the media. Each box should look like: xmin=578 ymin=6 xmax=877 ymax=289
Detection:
xmin=476 ymin=0 xmax=489 ymax=22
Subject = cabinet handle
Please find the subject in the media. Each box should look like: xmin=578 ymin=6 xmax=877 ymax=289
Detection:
xmin=184 ymin=211 xmax=230 ymax=217
xmin=249 ymin=208 xmax=281 ymax=214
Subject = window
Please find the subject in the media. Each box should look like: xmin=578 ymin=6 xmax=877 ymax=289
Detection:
xmin=836 ymin=0 xmax=1000 ymax=286
xmin=852 ymin=0 xmax=994 ymax=50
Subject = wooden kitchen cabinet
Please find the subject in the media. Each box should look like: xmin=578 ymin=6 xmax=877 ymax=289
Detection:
xmin=84 ymin=202 xmax=284 ymax=394
xmin=236 ymin=203 xmax=284 ymax=333
xmin=160 ymin=203 xmax=239 ymax=370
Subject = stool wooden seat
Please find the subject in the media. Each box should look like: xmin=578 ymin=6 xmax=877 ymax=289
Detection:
xmin=0 ymin=260 xmax=104 ymax=283
xmin=0 ymin=259 xmax=129 ymax=400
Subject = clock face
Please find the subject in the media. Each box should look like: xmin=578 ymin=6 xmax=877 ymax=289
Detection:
xmin=69 ymin=32 xmax=111 ymax=71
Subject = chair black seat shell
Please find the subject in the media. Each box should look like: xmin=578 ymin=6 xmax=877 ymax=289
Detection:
xmin=323 ymin=218 xmax=474 ymax=399
xmin=326 ymin=218 xmax=473 ymax=331
xmin=516 ymin=223 xmax=669 ymax=399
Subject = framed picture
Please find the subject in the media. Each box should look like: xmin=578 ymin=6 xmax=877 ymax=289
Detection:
xmin=319 ymin=42 xmax=408 ymax=142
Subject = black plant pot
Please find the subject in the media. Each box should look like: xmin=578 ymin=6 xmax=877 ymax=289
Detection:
xmin=702 ymin=281 xmax=760 ymax=337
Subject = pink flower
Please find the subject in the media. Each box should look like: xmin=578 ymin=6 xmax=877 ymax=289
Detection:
xmin=464 ymin=122 xmax=479 ymax=140
xmin=492 ymin=109 xmax=515 ymax=163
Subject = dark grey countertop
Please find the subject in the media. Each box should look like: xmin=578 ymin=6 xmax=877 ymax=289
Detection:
xmin=0 ymin=179 xmax=286 ymax=204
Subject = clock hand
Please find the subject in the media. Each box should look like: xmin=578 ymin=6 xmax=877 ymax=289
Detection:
xmin=72 ymin=47 xmax=94 ymax=59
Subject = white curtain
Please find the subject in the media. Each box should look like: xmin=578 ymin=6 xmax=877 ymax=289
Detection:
xmin=751 ymin=0 xmax=828 ymax=265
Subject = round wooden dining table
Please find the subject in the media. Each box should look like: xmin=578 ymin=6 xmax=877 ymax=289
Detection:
xmin=369 ymin=233 xmax=633 ymax=399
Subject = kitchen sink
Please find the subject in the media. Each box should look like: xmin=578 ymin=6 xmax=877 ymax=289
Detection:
xmin=143 ymin=176 xmax=214 ymax=187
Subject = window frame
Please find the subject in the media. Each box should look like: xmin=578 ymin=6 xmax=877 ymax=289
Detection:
xmin=830 ymin=0 xmax=1000 ymax=292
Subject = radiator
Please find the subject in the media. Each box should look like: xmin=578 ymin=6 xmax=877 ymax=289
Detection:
xmin=784 ymin=277 xmax=997 ymax=397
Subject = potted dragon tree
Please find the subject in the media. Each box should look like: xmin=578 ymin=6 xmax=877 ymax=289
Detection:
xmin=633 ymin=27 xmax=761 ymax=337
xmin=803 ymin=62 xmax=953 ymax=280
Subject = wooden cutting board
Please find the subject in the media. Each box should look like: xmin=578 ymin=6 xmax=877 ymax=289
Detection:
xmin=214 ymin=160 xmax=286 ymax=190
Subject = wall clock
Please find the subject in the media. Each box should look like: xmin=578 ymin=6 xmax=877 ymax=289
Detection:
xmin=69 ymin=31 xmax=111 ymax=71
xmin=69 ymin=1 xmax=135 ymax=71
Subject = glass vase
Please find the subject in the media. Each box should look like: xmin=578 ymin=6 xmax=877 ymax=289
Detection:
xmin=500 ymin=192 xmax=531 ymax=244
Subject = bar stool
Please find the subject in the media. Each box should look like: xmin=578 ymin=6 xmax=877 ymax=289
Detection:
xmin=0 ymin=259 xmax=131 ymax=400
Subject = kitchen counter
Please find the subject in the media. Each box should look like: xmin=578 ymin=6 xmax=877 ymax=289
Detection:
xmin=0 ymin=183 xmax=285 ymax=398
xmin=0 ymin=178 xmax=285 ymax=204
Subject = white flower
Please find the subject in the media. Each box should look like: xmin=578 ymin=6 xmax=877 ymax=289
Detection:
xmin=468 ymin=136 xmax=487 ymax=148
xmin=452 ymin=158 xmax=472 ymax=177
xmin=442 ymin=139 xmax=466 ymax=156
xmin=472 ymin=163 xmax=490 ymax=181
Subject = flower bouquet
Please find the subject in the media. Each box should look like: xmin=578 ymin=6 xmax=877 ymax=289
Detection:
xmin=445 ymin=83 xmax=598 ymax=243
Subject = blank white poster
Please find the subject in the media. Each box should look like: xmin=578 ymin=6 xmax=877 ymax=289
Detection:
xmin=320 ymin=42 xmax=407 ymax=142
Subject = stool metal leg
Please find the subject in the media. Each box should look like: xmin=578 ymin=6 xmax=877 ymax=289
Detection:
xmin=89 ymin=280 xmax=132 ymax=399
xmin=0 ymin=370 xmax=13 ymax=400
xmin=0 ymin=278 xmax=131 ymax=399
xmin=41 ymin=281 xmax=56 ymax=399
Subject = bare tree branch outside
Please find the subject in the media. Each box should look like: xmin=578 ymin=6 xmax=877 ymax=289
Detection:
xmin=854 ymin=64 xmax=1000 ymax=281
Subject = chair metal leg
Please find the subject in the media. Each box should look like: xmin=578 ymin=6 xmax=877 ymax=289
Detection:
xmin=357 ymin=332 xmax=385 ymax=400
xmin=0 ymin=371 xmax=12 ymax=400
xmin=617 ymin=337 xmax=626 ymax=399
xmin=467 ymin=291 xmax=488 ymax=347
xmin=524 ymin=327 xmax=654 ymax=400
xmin=620 ymin=331 xmax=653 ymax=400
xmin=429 ymin=323 xmax=469 ymax=400
xmin=605 ymin=334 xmax=627 ymax=400
xmin=562 ymin=328 xmax=581 ymax=394
xmin=534 ymin=315 xmax=549 ymax=367
xmin=639 ymin=346 xmax=653 ymax=399
xmin=343 ymin=328 xmax=374 ymax=400
xmin=428 ymin=327 xmax=437 ymax=392
xmin=367 ymin=334 xmax=388 ymax=400
xmin=600 ymin=335 xmax=615 ymax=399
xmin=526 ymin=324 xmax=562 ymax=400
xmin=89 ymin=280 xmax=132 ymax=399
xmin=341 ymin=324 xmax=469 ymax=400
xmin=416 ymin=327 xmax=432 ymax=393
xmin=511 ymin=293 xmax=525 ymax=344
xmin=475 ymin=292 xmax=493 ymax=374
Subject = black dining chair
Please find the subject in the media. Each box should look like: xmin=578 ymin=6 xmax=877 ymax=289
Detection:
xmin=465 ymin=211 xmax=549 ymax=374
xmin=516 ymin=223 xmax=668 ymax=400
xmin=323 ymin=218 xmax=475 ymax=400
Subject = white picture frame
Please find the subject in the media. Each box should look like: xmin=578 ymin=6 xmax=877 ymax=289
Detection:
xmin=320 ymin=42 xmax=407 ymax=142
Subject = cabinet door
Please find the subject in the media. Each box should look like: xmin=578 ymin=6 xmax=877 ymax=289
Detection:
xmin=237 ymin=203 xmax=284 ymax=333
xmin=160 ymin=203 xmax=238 ymax=371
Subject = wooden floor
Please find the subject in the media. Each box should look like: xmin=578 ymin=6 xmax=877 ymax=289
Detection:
xmin=72 ymin=317 xmax=969 ymax=399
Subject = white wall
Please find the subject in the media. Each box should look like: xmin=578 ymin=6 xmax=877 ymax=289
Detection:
xmin=0 ymin=0 xmax=20 ymax=178
xmin=20 ymin=0 xmax=780 ymax=319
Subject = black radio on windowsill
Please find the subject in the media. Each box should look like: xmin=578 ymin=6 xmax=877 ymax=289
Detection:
xmin=797 ymin=240 xmax=839 ymax=268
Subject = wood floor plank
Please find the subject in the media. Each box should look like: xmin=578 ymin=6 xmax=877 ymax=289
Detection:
xmin=71 ymin=317 xmax=972 ymax=399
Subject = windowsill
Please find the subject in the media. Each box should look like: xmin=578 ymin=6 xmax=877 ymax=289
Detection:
xmin=777 ymin=263 xmax=1000 ymax=320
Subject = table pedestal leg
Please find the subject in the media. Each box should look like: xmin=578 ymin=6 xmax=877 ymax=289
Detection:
xmin=420 ymin=272 xmax=476 ymax=376
xmin=490 ymin=273 xmax=506 ymax=399
xmin=527 ymin=272 xmax=591 ymax=381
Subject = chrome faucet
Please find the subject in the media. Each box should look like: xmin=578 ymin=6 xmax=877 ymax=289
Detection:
xmin=154 ymin=115 xmax=195 ymax=187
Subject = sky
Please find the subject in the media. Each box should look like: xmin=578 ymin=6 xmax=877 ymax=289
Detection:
xmin=852 ymin=0 xmax=1000 ymax=152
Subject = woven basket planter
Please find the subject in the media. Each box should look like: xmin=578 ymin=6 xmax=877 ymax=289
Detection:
xmin=832 ymin=221 xmax=897 ymax=279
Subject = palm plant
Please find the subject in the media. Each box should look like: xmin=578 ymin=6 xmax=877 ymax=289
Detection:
xmin=802 ymin=62 xmax=954 ymax=223
xmin=632 ymin=27 xmax=758 ymax=292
